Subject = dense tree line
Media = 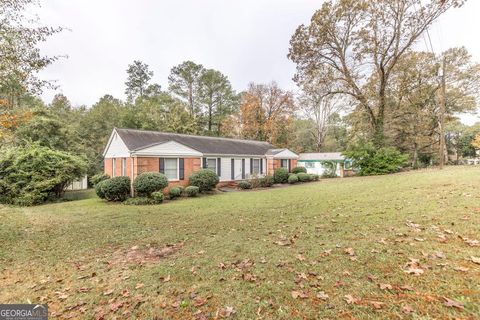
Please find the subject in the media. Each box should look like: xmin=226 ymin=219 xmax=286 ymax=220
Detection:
xmin=2 ymin=0 xmax=480 ymax=191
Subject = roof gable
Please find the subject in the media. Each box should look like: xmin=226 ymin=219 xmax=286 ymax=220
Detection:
xmin=133 ymin=140 xmax=203 ymax=157
xmin=103 ymin=130 xmax=130 ymax=158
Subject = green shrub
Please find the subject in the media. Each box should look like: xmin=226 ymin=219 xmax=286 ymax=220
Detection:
xmin=95 ymin=179 xmax=109 ymax=199
xmin=0 ymin=144 xmax=87 ymax=206
xmin=343 ymin=141 xmax=409 ymax=176
xmin=321 ymin=161 xmax=337 ymax=178
xmin=133 ymin=172 xmax=168 ymax=196
xmin=309 ymin=174 xmax=320 ymax=181
xmin=274 ymin=168 xmax=289 ymax=184
xmin=238 ymin=181 xmax=252 ymax=189
xmin=151 ymin=191 xmax=164 ymax=203
xmin=292 ymin=166 xmax=307 ymax=174
xmin=123 ymin=197 xmax=157 ymax=205
xmin=260 ymin=175 xmax=275 ymax=187
xmin=185 ymin=186 xmax=199 ymax=197
xmin=177 ymin=186 xmax=185 ymax=194
xmin=188 ymin=169 xmax=219 ymax=192
xmin=288 ymin=174 xmax=299 ymax=184
xmin=102 ymin=176 xmax=131 ymax=201
xmin=91 ymin=173 xmax=110 ymax=186
xmin=249 ymin=174 xmax=262 ymax=188
xmin=297 ymin=172 xmax=310 ymax=182
xmin=169 ymin=187 xmax=182 ymax=199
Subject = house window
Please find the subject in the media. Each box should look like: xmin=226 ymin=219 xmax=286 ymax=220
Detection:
xmin=121 ymin=158 xmax=126 ymax=176
xmin=252 ymin=159 xmax=260 ymax=174
xmin=207 ymin=158 xmax=217 ymax=173
xmin=304 ymin=162 xmax=315 ymax=168
xmin=280 ymin=159 xmax=289 ymax=169
xmin=164 ymin=158 xmax=178 ymax=180
xmin=112 ymin=158 xmax=116 ymax=177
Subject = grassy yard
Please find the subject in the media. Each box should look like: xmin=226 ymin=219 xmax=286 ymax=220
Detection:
xmin=1 ymin=167 xmax=479 ymax=319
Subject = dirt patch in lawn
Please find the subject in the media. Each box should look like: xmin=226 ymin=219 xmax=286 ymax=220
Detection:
xmin=109 ymin=242 xmax=184 ymax=266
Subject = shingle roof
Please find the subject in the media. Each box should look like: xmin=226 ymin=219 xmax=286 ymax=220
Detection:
xmin=115 ymin=128 xmax=275 ymax=156
xmin=265 ymin=148 xmax=286 ymax=155
xmin=299 ymin=152 xmax=345 ymax=161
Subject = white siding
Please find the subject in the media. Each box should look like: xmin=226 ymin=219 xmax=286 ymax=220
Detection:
xmin=234 ymin=159 xmax=243 ymax=180
xmin=134 ymin=141 xmax=202 ymax=157
xmin=220 ymin=158 xmax=232 ymax=182
xmin=104 ymin=132 xmax=130 ymax=158
xmin=244 ymin=158 xmax=250 ymax=178
xmin=299 ymin=161 xmax=342 ymax=176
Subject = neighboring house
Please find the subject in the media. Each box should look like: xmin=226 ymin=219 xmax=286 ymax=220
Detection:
xmin=66 ymin=175 xmax=88 ymax=191
xmin=103 ymin=128 xmax=299 ymax=192
xmin=298 ymin=152 xmax=353 ymax=177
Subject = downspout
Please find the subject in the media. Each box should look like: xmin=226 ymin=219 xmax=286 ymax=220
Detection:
xmin=130 ymin=153 xmax=135 ymax=197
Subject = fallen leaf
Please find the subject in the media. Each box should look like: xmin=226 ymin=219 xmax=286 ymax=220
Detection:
xmin=345 ymin=248 xmax=355 ymax=256
xmin=378 ymin=283 xmax=392 ymax=290
xmin=316 ymin=291 xmax=329 ymax=301
xmin=369 ymin=301 xmax=384 ymax=309
xmin=103 ymin=289 xmax=114 ymax=296
xmin=344 ymin=294 xmax=358 ymax=305
xmin=402 ymin=304 xmax=414 ymax=314
xmin=454 ymin=266 xmax=469 ymax=272
xmin=110 ymin=301 xmax=123 ymax=312
xmin=470 ymin=256 xmax=480 ymax=264
xmin=78 ymin=287 xmax=90 ymax=293
xmin=296 ymin=254 xmax=306 ymax=261
xmin=218 ymin=306 xmax=236 ymax=318
xmin=400 ymin=285 xmax=414 ymax=291
xmin=194 ymin=297 xmax=208 ymax=307
xmin=291 ymin=290 xmax=308 ymax=299
xmin=163 ymin=275 xmax=171 ymax=282
xmin=443 ymin=297 xmax=464 ymax=310
xmin=405 ymin=267 xmax=424 ymax=275
xmin=135 ymin=283 xmax=144 ymax=289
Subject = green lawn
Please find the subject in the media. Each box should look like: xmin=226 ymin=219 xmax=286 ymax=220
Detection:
xmin=1 ymin=167 xmax=479 ymax=319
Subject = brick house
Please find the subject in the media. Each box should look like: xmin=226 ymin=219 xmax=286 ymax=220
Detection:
xmin=103 ymin=128 xmax=299 ymax=193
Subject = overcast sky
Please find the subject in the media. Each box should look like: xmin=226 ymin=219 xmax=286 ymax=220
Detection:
xmin=37 ymin=0 xmax=480 ymax=124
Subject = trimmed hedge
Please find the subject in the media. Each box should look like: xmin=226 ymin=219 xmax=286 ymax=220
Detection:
xmin=151 ymin=191 xmax=164 ymax=203
xmin=169 ymin=187 xmax=182 ymax=199
xmin=297 ymin=172 xmax=310 ymax=182
xmin=185 ymin=186 xmax=199 ymax=197
xmin=238 ymin=181 xmax=252 ymax=189
xmin=95 ymin=179 xmax=109 ymax=199
xmin=124 ymin=197 xmax=157 ymax=205
xmin=309 ymin=174 xmax=320 ymax=181
xmin=133 ymin=172 xmax=168 ymax=196
xmin=288 ymin=174 xmax=299 ymax=184
xmin=260 ymin=175 xmax=275 ymax=187
xmin=291 ymin=166 xmax=307 ymax=174
xmin=188 ymin=169 xmax=219 ymax=192
xmin=101 ymin=176 xmax=131 ymax=201
xmin=274 ymin=168 xmax=289 ymax=184
xmin=91 ymin=173 xmax=110 ymax=186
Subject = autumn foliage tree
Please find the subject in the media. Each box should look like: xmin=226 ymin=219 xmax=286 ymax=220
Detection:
xmin=288 ymin=0 xmax=465 ymax=147
xmin=232 ymin=82 xmax=295 ymax=147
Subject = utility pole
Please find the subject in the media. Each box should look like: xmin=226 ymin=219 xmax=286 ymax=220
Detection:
xmin=438 ymin=57 xmax=446 ymax=169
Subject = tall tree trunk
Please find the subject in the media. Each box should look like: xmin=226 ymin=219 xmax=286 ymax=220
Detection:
xmin=208 ymin=104 xmax=212 ymax=133
xmin=412 ymin=143 xmax=418 ymax=169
